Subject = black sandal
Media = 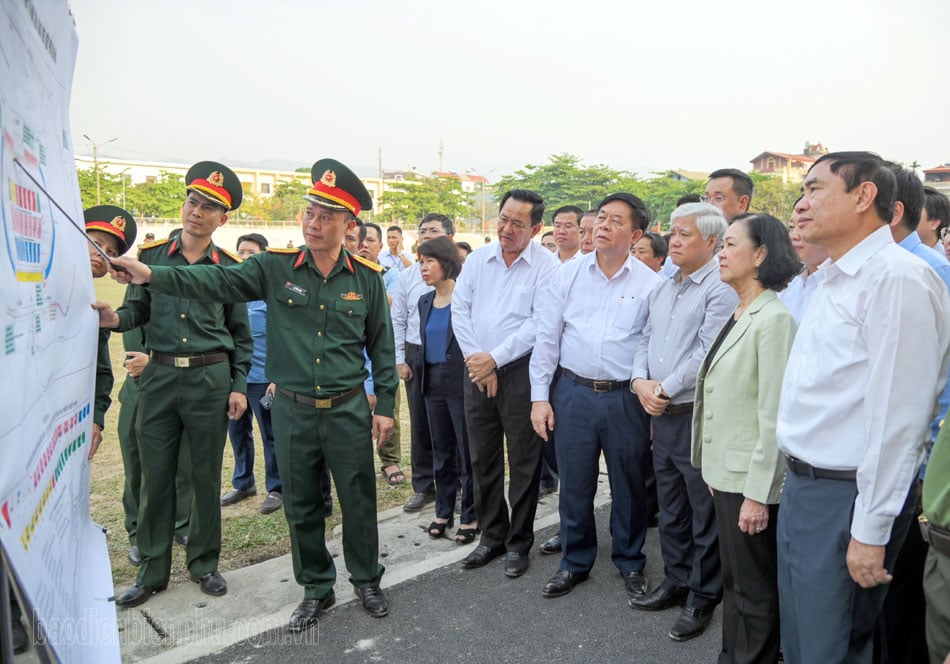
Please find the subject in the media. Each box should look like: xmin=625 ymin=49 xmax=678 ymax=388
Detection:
xmin=428 ymin=517 xmax=454 ymax=539
xmin=454 ymin=527 xmax=479 ymax=545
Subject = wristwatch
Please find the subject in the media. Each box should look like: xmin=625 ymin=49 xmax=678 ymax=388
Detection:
xmin=653 ymin=384 xmax=664 ymax=398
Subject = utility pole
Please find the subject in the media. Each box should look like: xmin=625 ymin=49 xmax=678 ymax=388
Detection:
xmin=438 ymin=139 xmax=444 ymax=172
xmin=377 ymin=147 xmax=383 ymax=215
xmin=83 ymin=134 xmax=117 ymax=205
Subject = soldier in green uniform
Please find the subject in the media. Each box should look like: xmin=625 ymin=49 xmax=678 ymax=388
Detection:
xmin=101 ymin=158 xmax=397 ymax=630
xmin=94 ymin=162 xmax=252 ymax=608
xmin=84 ymin=204 xmax=137 ymax=459
xmin=116 ymin=317 xmax=193 ymax=566
xmin=923 ymin=423 xmax=950 ymax=663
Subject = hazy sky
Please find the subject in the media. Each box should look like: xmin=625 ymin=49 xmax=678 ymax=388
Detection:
xmin=69 ymin=0 xmax=948 ymax=180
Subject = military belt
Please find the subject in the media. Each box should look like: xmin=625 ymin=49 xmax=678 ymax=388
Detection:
xmin=150 ymin=351 xmax=228 ymax=368
xmin=278 ymin=385 xmax=362 ymax=410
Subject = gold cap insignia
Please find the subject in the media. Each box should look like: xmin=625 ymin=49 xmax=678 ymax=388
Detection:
xmin=208 ymin=171 xmax=224 ymax=187
xmin=320 ymin=169 xmax=337 ymax=188
xmin=111 ymin=215 xmax=126 ymax=231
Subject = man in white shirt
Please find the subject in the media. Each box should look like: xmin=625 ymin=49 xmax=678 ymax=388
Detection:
xmin=778 ymin=200 xmax=827 ymax=323
xmin=775 ymin=151 xmax=950 ymax=664
xmin=579 ymin=210 xmax=597 ymax=255
xmin=530 ymin=193 xmax=660 ymax=600
xmin=551 ymin=205 xmax=583 ymax=263
xmin=453 ymin=189 xmax=559 ymax=577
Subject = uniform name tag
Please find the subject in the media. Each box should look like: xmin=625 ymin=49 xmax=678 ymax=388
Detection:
xmin=285 ymin=282 xmax=307 ymax=296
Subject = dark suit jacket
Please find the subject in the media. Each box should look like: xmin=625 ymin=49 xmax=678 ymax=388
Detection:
xmin=418 ymin=291 xmax=465 ymax=395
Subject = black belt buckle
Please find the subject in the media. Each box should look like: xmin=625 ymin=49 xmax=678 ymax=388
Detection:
xmin=592 ymin=380 xmax=612 ymax=393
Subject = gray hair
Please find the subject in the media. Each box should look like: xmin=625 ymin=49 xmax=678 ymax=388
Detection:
xmin=670 ymin=202 xmax=727 ymax=249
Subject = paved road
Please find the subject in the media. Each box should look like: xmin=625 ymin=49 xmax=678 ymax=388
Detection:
xmin=192 ymin=505 xmax=721 ymax=663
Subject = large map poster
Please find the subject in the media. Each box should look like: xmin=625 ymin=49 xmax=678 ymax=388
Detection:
xmin=0 ymin=1 xmax=119 ymax=661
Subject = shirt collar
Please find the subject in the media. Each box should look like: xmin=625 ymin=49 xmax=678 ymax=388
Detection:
xmin=676 ymin=254 xmax=719 ymax=285
xmin=826 ymin=225 xmax=893 ymax=278
xmin=295 ymin=247 xmax=355 ymax=275
xmin=166 ymin=236 xmax=222 ymax=264
xmin=488 ymin=240 xmax=535 ymax=266
xmin=898 ymin=230 xmax=922 ymax=253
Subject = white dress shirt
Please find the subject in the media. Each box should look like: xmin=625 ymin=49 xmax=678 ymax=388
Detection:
xmin=777 ymin=268 xmax=824 ymax=323
xmin=378 ymin=248 xmax=414 ymax=272
xmin=777 ymin=226 xmax=950 ymax=545
xmin=452 ymin=240 xmax=559 ymax=368
xmin=390 ymin=263 xmax=432 ymax=365
xmin=530 ymin=252 xmax=660 ymax=400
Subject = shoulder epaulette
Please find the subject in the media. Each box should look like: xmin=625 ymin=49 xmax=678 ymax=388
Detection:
xmin=267 ymin=247 xmax=300 ymax=254
xmin=138 ymin=238 xmax=169 ymax=253
xmin=352 ymin=254 xmax=384 ymax=273
xmin=218 ymin=247 xmax=242 ymax=263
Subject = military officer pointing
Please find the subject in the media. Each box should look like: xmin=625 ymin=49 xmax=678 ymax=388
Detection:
xmin=100 ymin=158 xmax=397 ymax=629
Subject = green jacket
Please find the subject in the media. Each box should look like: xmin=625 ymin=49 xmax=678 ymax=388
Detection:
xmin=115 ymin=235 xmax=252 ymax=393
xmin=691 ymin=290 xmax=797 ymax=504
xmin=924 ymin=422 xmax=950 ymax=529
xmin=148 ymin=247 xmax=397 ymax=418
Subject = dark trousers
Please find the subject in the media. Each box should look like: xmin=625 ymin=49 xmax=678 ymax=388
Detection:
xmin=424 ymin=364 xmax=476 ymax=524
xmin=652 ymin=411 xmax=722 ymax=609
xmin=713 ymin=490 xmax=780 ymax=664
xmin=117 ymin=375 xmax=190 ymax=545
xmin=554 ymin=378 xmax=651 ymax=574
xmin=272 ymin=389 xmax=383 ymax=599
xmin=463 ymin=358 xmax=543 ymax=554
xmin=777 ymin=472 xmax=916 ymax=664
xmin=405 ymin=342 xmax=434 ymax=493
xmin=226 ymin=382 xmax=281 ymax=494
xmin=877 ymin=480 xmax=927 ymax=664
xmin=135 ymin=361 xmax=230 ymax=586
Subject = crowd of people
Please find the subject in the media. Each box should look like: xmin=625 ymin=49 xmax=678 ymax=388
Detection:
xmin=9 ymin=151 xmax=950 ymax=663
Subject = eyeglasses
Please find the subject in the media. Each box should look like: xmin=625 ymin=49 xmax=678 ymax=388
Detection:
xmin=941 ymin=227 xmax=950 ymax=240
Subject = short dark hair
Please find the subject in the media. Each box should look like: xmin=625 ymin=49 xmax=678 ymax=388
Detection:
xmin=417 ymin=235 xmax=462 ymax=280
xmin=419 ymin=213 xmax=454 ymax=235
xmin=236 ymin=232 xmax=268 ymax=251
xmin=552 ymin=205 xmax=583 ymax=224
xmin=354 ymin=218 xmax=367 ymax=243
xmin=639 ymin=232 xmax=668 ymax=261
xmin=924 ymin=186 xmax=950 ymax=233
xmin=676 ymin=193 xmax=702 ymax=207
xmin=597 ymin=192 xmax=651 ymax=231
xmin=541 ymin=230 xmax=554 ymax=240
xmin=886 ymin=162 xmax=924 ymax=231
xmin=456 ymin=241 xmax=473 ymax=255
xmin=811 ymin=151 xmax=896 ymax=223
xmin=364 ymin=221 xmax=382 ymax=240
xmin=709 ymin=168 xmax=754 ymax=204
xmin=387 ymin=225 xmax=402 ymax=235
xmin=499 ymin=189 xmax=545 ymax=226
xmin=735 ymin=213 xmax=801 ymax=291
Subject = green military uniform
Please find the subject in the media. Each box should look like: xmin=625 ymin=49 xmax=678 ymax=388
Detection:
xmin=147 ymin=244 xmax=397 ymax=598
xmin=923 ymin=423 xmax=950 ymax=663
xmin=116 ymin=323 xmax=192 ymax=549
xmin=115 ymin=234 xmax=251 ymax=587
xmin=93 ymin=329 xmax=113 ymax=429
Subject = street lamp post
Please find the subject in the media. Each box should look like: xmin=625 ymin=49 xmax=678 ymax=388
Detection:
xmin=83 ymin=134 xmax=118 ymax=205
xmin=466 ymin=167 xmax=495 ymax=236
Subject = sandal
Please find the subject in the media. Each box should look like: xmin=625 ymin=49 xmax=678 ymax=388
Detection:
xmin=428 ymin=517 xmax=454 ymax=539
xmin=454 ymin=527 xmax=480 ymax=545
xmin=381 ymin=466 xmax=406 ymax=486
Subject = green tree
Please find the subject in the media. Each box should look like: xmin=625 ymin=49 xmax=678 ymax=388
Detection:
xmin=378 ymin=174 xmax=472 ymax=226
xmin=76 ymin=166 xmax=123 ymax=209
xmin=268 ymin=179 xmax=310 ymax=222
xmin=748 ymin=173 xmax=801 ymax=220
xmin=638 ymin=173 xmax=707 ymax=231
xmin=124 ymin=171 xmax=186 ymax=218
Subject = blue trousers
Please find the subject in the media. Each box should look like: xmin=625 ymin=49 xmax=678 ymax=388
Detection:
xmin=227 ymin=382 xmax=281 ymax=493
xmin=777 ymin=472 xmax=916 ymax=664
xmin=553 ymin=378 xmax=651 ymax=574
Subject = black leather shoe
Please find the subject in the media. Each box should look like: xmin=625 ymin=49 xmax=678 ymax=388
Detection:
xmin=190 ymin=571 xmax=227 ymax=596
xmin=541 ymin=569 xmax=589 ymax=598
xmin=287 ymin=591 xmax=336 ymax=632
xmin=402 ymin=491 xmax=436 ymax=513
xmin=128 ymin=545 xmax=142 ymax=567
xmin=539 ymin=534 xmax=561 ymax=555
xmin=221 ymin=485 xmax=257 ymax=506
xmin=461 ymin=543 xmax=506 ymax=569
xmin=628 ymin=585 xmax=688 ymax=611
xmin=355 ymin=586 xmax=389 ymax=618
xmin=669 ymin=605 xmax=715 ymax=641
xmin=115 ymin=582 xmax=168 ymax=608
xmin=504 ymin=552 xmax=530 ymax=578
xmin=174 ymin=534 xmax=188 ymax=547
xmin=12 ymin=617 xmax=28 ymax=654
xmin=622 ymin=570 xmax=648 ymax=596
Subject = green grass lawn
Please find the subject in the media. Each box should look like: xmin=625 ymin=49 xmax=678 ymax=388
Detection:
xmin=90 ymin=276 xmax=415 ymax=588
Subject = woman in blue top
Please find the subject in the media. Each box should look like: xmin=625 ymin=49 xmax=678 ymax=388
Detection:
xmin=417 ymin=236 xmax=477 ymax=543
